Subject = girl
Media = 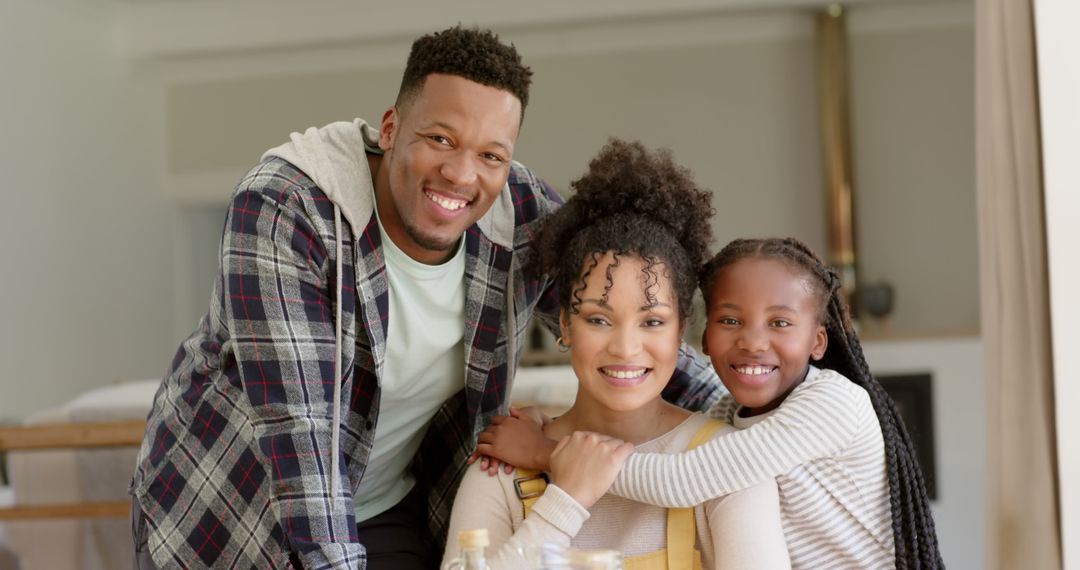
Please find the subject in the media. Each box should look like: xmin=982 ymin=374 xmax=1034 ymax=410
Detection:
xmin=443 ymin=141 xmax=791 ymax=569
xmin=478 ymin=238 xmax=942 ymax=569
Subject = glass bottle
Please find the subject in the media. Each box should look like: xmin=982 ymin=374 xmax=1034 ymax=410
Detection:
xmin=443 ymin=528 xmax=490 ymax=570
xmin=521 ymin=543 xmax=623 ymax=570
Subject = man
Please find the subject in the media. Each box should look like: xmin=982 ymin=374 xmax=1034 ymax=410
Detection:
xmin=131 ymin=26 xmax=720 ymax=570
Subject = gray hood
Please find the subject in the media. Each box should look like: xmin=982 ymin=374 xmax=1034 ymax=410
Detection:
xmin=262 ymin=118 xmax=381 ymax=232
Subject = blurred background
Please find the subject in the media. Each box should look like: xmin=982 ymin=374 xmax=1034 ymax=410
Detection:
xmin=0 ymin=0 xmax=979 ymax=419
xmin=0 ymin=0 xmax=1075 ymax=568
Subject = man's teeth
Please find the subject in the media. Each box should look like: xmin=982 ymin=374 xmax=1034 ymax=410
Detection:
xmin=735 ymin=365 xmax=774 ymax=376
xmin=602 ymin=368 xmax=648 ymax=379
xmin=425 ymin=191 xmax=467 ymax=211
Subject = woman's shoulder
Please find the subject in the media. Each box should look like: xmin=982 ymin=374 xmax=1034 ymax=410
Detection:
xmin=458 ymin=461 xmax=526 ymax=508
xmin=641 ymin=413 xmax=737 ymax=454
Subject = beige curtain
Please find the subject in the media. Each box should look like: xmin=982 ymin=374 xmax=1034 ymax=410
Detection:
xmin=975 ymin=0 xmax=1061 ymax=568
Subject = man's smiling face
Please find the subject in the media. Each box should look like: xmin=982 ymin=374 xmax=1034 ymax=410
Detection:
xmin=375 ymin=73 xmax=522 ymax=264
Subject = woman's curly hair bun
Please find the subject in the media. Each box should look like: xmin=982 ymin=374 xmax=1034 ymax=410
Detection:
xmin=572 ymin=139 xmax=712 ymax=268
xmin=531 ymin=139 xmax=715 ymax=321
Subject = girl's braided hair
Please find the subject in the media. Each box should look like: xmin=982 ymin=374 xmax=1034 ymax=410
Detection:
xmin=530 ymin=139 xmax=713 ymax=324
xmin=701 ymin=237 xmax=944 ymax=570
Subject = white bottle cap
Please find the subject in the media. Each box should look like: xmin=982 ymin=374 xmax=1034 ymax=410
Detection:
xmin=458 ymin=528 xmax=489 ymax=550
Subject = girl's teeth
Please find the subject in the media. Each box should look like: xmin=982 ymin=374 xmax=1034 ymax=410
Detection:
xmin=602 ymin=368 xmax=647 ymax=379
xmin=736 ymin=366 xmax=773 ymax=376
xmin=426 ymin=191 xmax=467 ymax=211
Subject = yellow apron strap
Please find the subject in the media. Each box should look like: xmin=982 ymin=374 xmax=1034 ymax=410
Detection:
xmin=687 ymin=418 xmax=725 ymax=450
xmin=520 ymin=418 xmax=724 ymax=569
xmin=665 ymin=418 xmax=724 ymax=570
xmin=515 ymin=468 xmax=550 ymax=519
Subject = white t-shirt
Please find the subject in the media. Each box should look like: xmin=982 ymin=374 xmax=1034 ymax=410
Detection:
xmin=353 ymin=209 xmax=466 ymax=522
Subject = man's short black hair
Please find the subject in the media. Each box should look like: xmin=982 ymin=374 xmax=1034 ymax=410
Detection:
xmin=397 ymin=25 xmax=533 ymax=114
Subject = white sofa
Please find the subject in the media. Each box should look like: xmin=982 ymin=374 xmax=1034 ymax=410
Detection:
xmin=0 ymin=366 xmax=578 ymax=570
xmin=2 ymin=380 xmax=159 ymax=570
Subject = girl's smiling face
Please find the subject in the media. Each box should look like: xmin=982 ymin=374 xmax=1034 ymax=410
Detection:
xmin=561 ymin=252 xmax=682 ymax=414
xmin=703 ymin=257 xmax=828 ymax=415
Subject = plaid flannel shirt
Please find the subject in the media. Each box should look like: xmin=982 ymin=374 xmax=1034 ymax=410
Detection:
xmin=132 ymin=156 xmax=722 ymax=570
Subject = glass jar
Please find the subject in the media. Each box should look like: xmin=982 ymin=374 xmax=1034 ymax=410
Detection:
xmin=443 ymin=529 xmax=490 ymax=570
xmin=521 ymin=543 xmax=623 ymax=570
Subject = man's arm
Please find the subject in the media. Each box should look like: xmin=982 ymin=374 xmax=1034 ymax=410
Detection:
xmin=224 ymin=183 xmax=363 ymax=569
xmin=517 ymin=164 xmax=565 ymax=341
xmin=663 ymin=342 xmax=726 ymax=413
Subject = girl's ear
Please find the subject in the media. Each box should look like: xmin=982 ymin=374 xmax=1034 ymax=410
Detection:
xmin=700 ymin=328 xmax=710 ymax=355
xmin=810 ymin=324 xmax=828 ymax=361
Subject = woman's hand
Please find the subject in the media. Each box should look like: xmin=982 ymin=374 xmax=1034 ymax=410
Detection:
xmin=549 ymin=431 xmax=634 ymax=509
xmin=469 ymin=407 xmax=558 ymax=474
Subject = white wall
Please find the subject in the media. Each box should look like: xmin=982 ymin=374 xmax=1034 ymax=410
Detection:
xmin=521 ymin=37 xmax=828 ymax=254
xmin=0 ymin=0 xmax=176 ymax=420
xmin=1034 ymin=0 xmax=1080 ymax=566
xmin=850 ymin=10 xmax=978 ymax=334
xmin=863 ymin=337 xmax=985 ymax=570
xmin=161 ymin=32 xmax=829 ymax=244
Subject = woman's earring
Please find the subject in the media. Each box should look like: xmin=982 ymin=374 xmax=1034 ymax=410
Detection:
xmin=556 ymin=336 xmax=570 ymax=352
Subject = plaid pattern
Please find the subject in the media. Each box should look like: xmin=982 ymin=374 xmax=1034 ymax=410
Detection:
xmin=132 ymin=157 xmax=722 ymax=569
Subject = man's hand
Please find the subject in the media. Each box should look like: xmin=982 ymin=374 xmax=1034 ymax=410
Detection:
xmin=549 ymin=431 xmax=634 ymax=509
xmin=508 ymin=405 xmax=552 ymax=428
xmin=468 ymin=407 xmax=557 ymax=474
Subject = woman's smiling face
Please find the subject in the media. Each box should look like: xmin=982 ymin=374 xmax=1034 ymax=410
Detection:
xmin=561 ymin=252 xmax=682 ymax=414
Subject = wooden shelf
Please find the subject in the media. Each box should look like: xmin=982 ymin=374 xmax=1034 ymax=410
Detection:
xmin=0 ymin=501 xmax=130 ymax=521
xmin=0 ymin=420 xmax=147 ymax=521
xmin=0 ymin=420 xmax=146 ymax=451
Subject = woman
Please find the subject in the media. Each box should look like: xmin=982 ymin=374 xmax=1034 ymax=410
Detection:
xmin=442 ymin=140 xmax=790 ymax=569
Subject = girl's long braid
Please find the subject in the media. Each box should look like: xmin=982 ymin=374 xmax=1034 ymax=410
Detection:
xmin=702 ymin=237 xmax=944 ymax=569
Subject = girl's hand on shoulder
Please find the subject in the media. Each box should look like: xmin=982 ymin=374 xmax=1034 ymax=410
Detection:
xmin=549 ymin=431 xmax=635 ymax=509
xmin=471 ymin=407 xmax=558 ymax=474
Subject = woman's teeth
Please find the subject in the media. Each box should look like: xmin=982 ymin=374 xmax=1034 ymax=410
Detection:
xmin=601 ymin=368 xmax=648 ymax=379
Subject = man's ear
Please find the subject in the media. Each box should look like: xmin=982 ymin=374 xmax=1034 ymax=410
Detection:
xmin=378 ymin=107 xmax=398 ymax=152
xmin=810 ymin=324 xmax=828 ymax=361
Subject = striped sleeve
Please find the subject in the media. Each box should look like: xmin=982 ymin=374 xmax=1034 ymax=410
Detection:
xmin=442 ymin=467 xmax=586 ymax=569
xmin=610 ymin=369 xmax=862 ymax=507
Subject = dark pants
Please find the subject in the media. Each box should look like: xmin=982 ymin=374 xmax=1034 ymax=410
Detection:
xmin=131 ymin=488 xmax=436 ymax=570
xmin=358 ymin=484 xmax=438 ymax=570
